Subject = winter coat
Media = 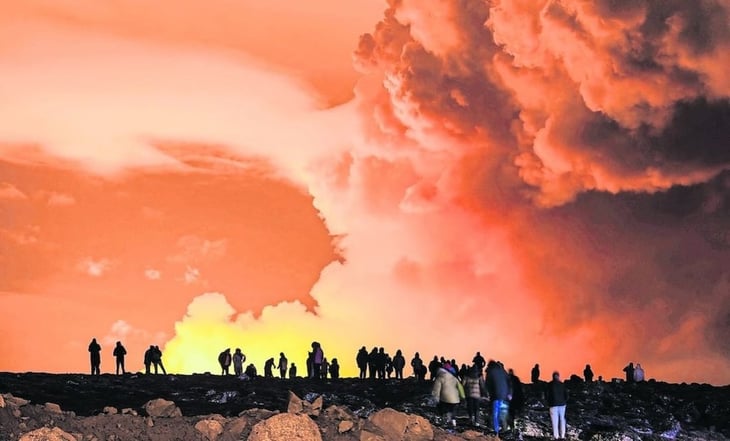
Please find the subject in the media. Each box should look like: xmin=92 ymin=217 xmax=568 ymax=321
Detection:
xmin=463 ymin=375 xmax=485 ymax=399
xmin=546 ymin=379 xmax=568 ymax=407
xmin=486 ymin=364 xmax=511 ymax=401
xmin=432 ymin=368 xmax=461 ymax=404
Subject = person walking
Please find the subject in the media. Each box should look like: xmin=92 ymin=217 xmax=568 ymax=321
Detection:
xmin=463 ymin=366 xmax=485 ymax=426
xmin=88 ymin=338 xmax=102 ymax=375
xmin=486 ymin=360 xmax=511 ymax=436
xmin=152 ymin=345 xmax=166 ymax=375
xmin=546 ymin=371 xmax=568 ymax=440
xmin=431 ymin=363 xmax=462 ymax=430
xmin=113 ymin=341 xmax=127 ymax=375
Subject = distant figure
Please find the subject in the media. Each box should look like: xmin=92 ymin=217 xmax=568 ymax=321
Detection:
xmin=233 ymin=348 xmax=246 ymax=376
xmin=144 ymin=346 xmax=154 ymax=374
xmin=277 ymin=352 xmax=288 ymax=378
xmin=245 ymin=363 xmax=257 ymax=378
xmin=428 ymin=356 xmax=441 ymax=380
xmin=264 ymin=358 xmax=275 ymax=378
xmin=376 ymin=347 xmax=387 ymax=379
xmin=392 ymin=350 xmax=406 ymax=379
xmin=634 ymin=363 xmax=645 ymax=382
xmin=623 ymin=362 xmax=635 ymax=383
xmin=432 ymin=364 xmax=461 ymax=429
xmin=306 ymin=351 xmax=314 ymax=378
xmin=356 ymin=346 xmax=369 ymax=379
xmin=321 ymin=357 xmax=329 ymax=379
xmin=463 ymin=366 xmax=485 ymax=426
xmin=88 ymin=338 xmax=101 ymax=375
xmin=152 ymin=345 xmax=166 ymax=375
xmin=472 ymin=352 xmax=486 ymax=373
xmin=311 ymin=342 xmax=324 ymax=379
xmin=584 ymin=364 xmax=594 ymax=383
xmin=411 ymin=352 xmax=425 ymax=381
xmin=486 ymin=360 xmax=510 ymax=435
xmin=531 ymin=363 xmax=540 ymax=383
xmin=368 ymin=347 xmax=378 ymax=379
xmin=113 ymin=341 xmax=127 ymax=375
xmin=508 ymin=368 xmax=525 ymax=434
xmin=329 ymin=358 xmax=340 ymax=379
xmin=546 ymin=371 xmax=568 ymax=440
xmin=289 ymin=363 xmax=297 ymax=379
xmin=218 ymin=348 xmax=232 ymax=375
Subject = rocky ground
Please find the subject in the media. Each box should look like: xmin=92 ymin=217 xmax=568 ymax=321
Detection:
xmin=0 ymin=372 xmax=728 ymax=440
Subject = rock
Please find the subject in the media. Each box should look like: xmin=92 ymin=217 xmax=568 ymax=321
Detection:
xmin=143 ymin=398 xmax=182 ymax=417
xmin=44 ymin=402 xmax=63 ymax=413
xmin=0 ymin=394 xmax=5 ymax=408
xmin=287 ymin=391 xmax=304 ymax=414
xmin=359 ymin=430 xmax=385 ymax=441
xmin=102 ymin=406 xmax=118 ymax=415
xmin=224 ymin=417 xmax=247 ymax=438
xmin=195 ymin=418 xmax=224 ymax=441
xmin=4 ymin=394 xmax=30 ymax=407
xmin=248 ymin=412 xmax=322 ymax=441
xmin=145 ymin=416 xmax=154 ymax=427
xmin=368 ymin=408 xmax=433 ymax=441
xmin=121 ymin=408 xmax=137 ymax=415
xmin=338 ymin=420 xmax=354 ymax=433
xmin=287 ymin=391 xmax=323 ymax=417
xmin=19 ymin=427 xmax=76 ymax=441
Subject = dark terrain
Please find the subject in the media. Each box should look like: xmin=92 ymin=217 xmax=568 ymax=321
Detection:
xmin=1 ymin=372 xmax=728 ymax=440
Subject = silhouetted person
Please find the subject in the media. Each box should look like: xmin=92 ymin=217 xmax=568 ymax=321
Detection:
xmin=88 ymin=338 xmax=101 ymax=375
xmin=233 ymin=348 xmax=246 ymax=376
xmin=218 ymin=348 xmax=232 ymax=375
xmin=311 ymin=342 xmax=324 ymax=379
xmin=376 ymin=347 xmax=387 ymax=379
xmin=277 ymin=352 xmax=288 ymax=378
xmin=486 ymin=360 xmax=511 ymax=436
xmin=546 ymin=371 xmax=568 ymax=440
xmin=306 ymin=351 xmax=314 ymax=378
xmin=245 ymin=363 xmax=257 ymax=378
xmin=411 ymin=352 xmax=424 ymax=380
xmin=508 ymin=368 xmax=525 ymax=434
xmin=368 ymin=347 xmax=378 ymax=379
xmin=623 ymin=362 xmax=635 ymax=383
xmin=428 ymin=356 xmax=441 ymax=380
xmin=472 ymin=352 xmax=486 ymax=373
xmin=264 ymin=357 xmax=275 ymax=378
xmin=634 ymin=363 xmax=645 ymax=382
xmin=144 ymin=346 xmax=154 ymax=374
xmin=289 ymin=363 xmax=297 ymax=378
xmin=152 ymin=345 xmax=166 ymax=374
xmin=531 ymin=363 xmax=540 ymax=383
xmin=392 ymin=349 xmax=406 ymax=379
xmin=113 ymin=341 xmax=127 ymax=375
xmin=583 ymin=364 xmax=594 ymax=383
xmin=463 ymin=366 xmax=485 ymax=426
xmin=321 ymin=357 xmax=329 ymax=379
xmin=329 ymin=358 xmax=340 ymax=379
xmin=356 ymin=346 xmax=369 ymax=379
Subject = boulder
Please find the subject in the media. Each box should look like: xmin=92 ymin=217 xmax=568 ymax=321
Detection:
xmin=3 ymin=394 xmax=30 ymax=407
xmin=368 ymin=408 xmax=433 ymax=441
xmin=224 ymin=417 xmax=247 ymax=438
xmin=143 ymin=398 xmax=182 ymax=417
xmin=287 ymin=391 xmax=323 ymax=417
xmin=195 ymin=418 xmax=224 ymax=441
xmin=19 ymin=427 xmax=76 ymax=441
xmin=0 ymin=394 xmax=4 ymax=408
xmin=248 ymin=412 xmax=322 ymax=441
xmin=103 ymin=406 xmax=118 ymax=415
xmin=44 ymin=402 xmax=62 ymax=413
xmin=359 ymin=430 xmax=385 ymax=441
xmin=338 ymin=420 xmax=355 ymax=433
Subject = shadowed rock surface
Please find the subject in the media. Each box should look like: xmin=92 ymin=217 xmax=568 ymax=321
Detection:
xmin=0 ymin=373 xmax=728 ymax=440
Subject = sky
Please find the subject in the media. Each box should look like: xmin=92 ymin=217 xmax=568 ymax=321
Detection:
xmin=0 ymin=0 xmax=728 ymax=385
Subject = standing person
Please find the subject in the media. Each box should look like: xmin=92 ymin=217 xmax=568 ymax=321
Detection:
xmin=428 ymin=356 xmax=442 ymax=380
xmin=277 ymin=352 xmax=288 ymax=378
xmin=583 ymin=364 xmax=594 ymax=383
xmin=486 ymin=360 xmax=511 ymax=436
xmin=152 ymin=345 xmax=167 ymax=375
xmin=356 ymin=346 xmax=369 ymax=379
xmin=508 ymin=368 xmax=525 ymax=434
xmin=392 ymin=349 xmax=406 ymax=379
xmin=233 ymin=348 xmax=246 ymax=376
xmin=218 ymin=348 xmax=232 ymax=375
xmin=329 ymin=358 xmax=340 ymax=379
xmin=311 ymin=342 xmax=324 ymax=379
xmin=463 ymin=366 xmax=485 ymax=426
xmin=88 ymin=338 xmax=102 ymax=375
xmin=411 ymin=352 xmax=425 ymax=381
xmin=633 ymin=363 xmax=645 ymax=382
xmin=623 ymin=362 xmax=635 ymax=383
xmin=264 ymin=357 xmax=276 ymax=378
xmin=113 ymin=341 xmax=127 ymax=375
xmin=546 ymin=371 xmax=568 ymax=440
xmin=321 ymin=357 xmax=329 ymax=379
xmin=367 ymin=347 xmax=378 ymax=379
xmin=472 ymin=352 xmax=486 ymax=374
xmin=431 ymin=364 xmax=462 ymax=430
xmin=531 ymin=363 xmax=540 ymax=383
xmin=289 ymin=363 xmax=297 ymax=379
xmin=144 ymin=345 xmax=154 ymax=374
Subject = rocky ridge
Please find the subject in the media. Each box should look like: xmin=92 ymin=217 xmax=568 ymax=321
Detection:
xmin=0 ymin=373 xmax=728 ymax=440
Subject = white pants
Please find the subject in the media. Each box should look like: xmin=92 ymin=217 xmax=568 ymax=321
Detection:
xmin=549 ymin=405 xmax=566 ymax=439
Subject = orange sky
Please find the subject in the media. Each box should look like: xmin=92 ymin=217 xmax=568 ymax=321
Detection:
xmin=1 ymin=0 xmax=729 ymax=385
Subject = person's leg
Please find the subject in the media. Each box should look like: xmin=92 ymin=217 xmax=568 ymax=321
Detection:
xmin=492 ymin=400 xmax=501 ymax=433
xmin=558 ymin=405 xmax=566 ymax=439
xmin=549 ymin=406 xmax=559 ymax=439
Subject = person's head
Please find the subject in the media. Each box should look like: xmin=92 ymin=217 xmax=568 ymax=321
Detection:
xmin=280 ymin=352 xmax=284 ymax=356
xmin=586 ymin=364 xmax=590 ymax=368
xmin=508 ymin=368 xmax=514 ymax=376
xmin=396 ymin=349 xmax=402 ymax=356
xmin=332 ymin=358 xmax=338 ymax=364
xmin=116 ymin=341 xmax=121 ymax=346
xmin=476 ymin=351 xmax=481 ymax=356
xmin=552 ymin=371 xmax=560 ymax=381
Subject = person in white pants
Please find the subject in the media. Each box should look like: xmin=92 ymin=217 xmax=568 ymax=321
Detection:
xmin=546 ymin=371 xmax=568 ymax=439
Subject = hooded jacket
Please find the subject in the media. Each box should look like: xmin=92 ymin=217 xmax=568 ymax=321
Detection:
xmin=432 ymin=368 xmax=461 ymax=404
